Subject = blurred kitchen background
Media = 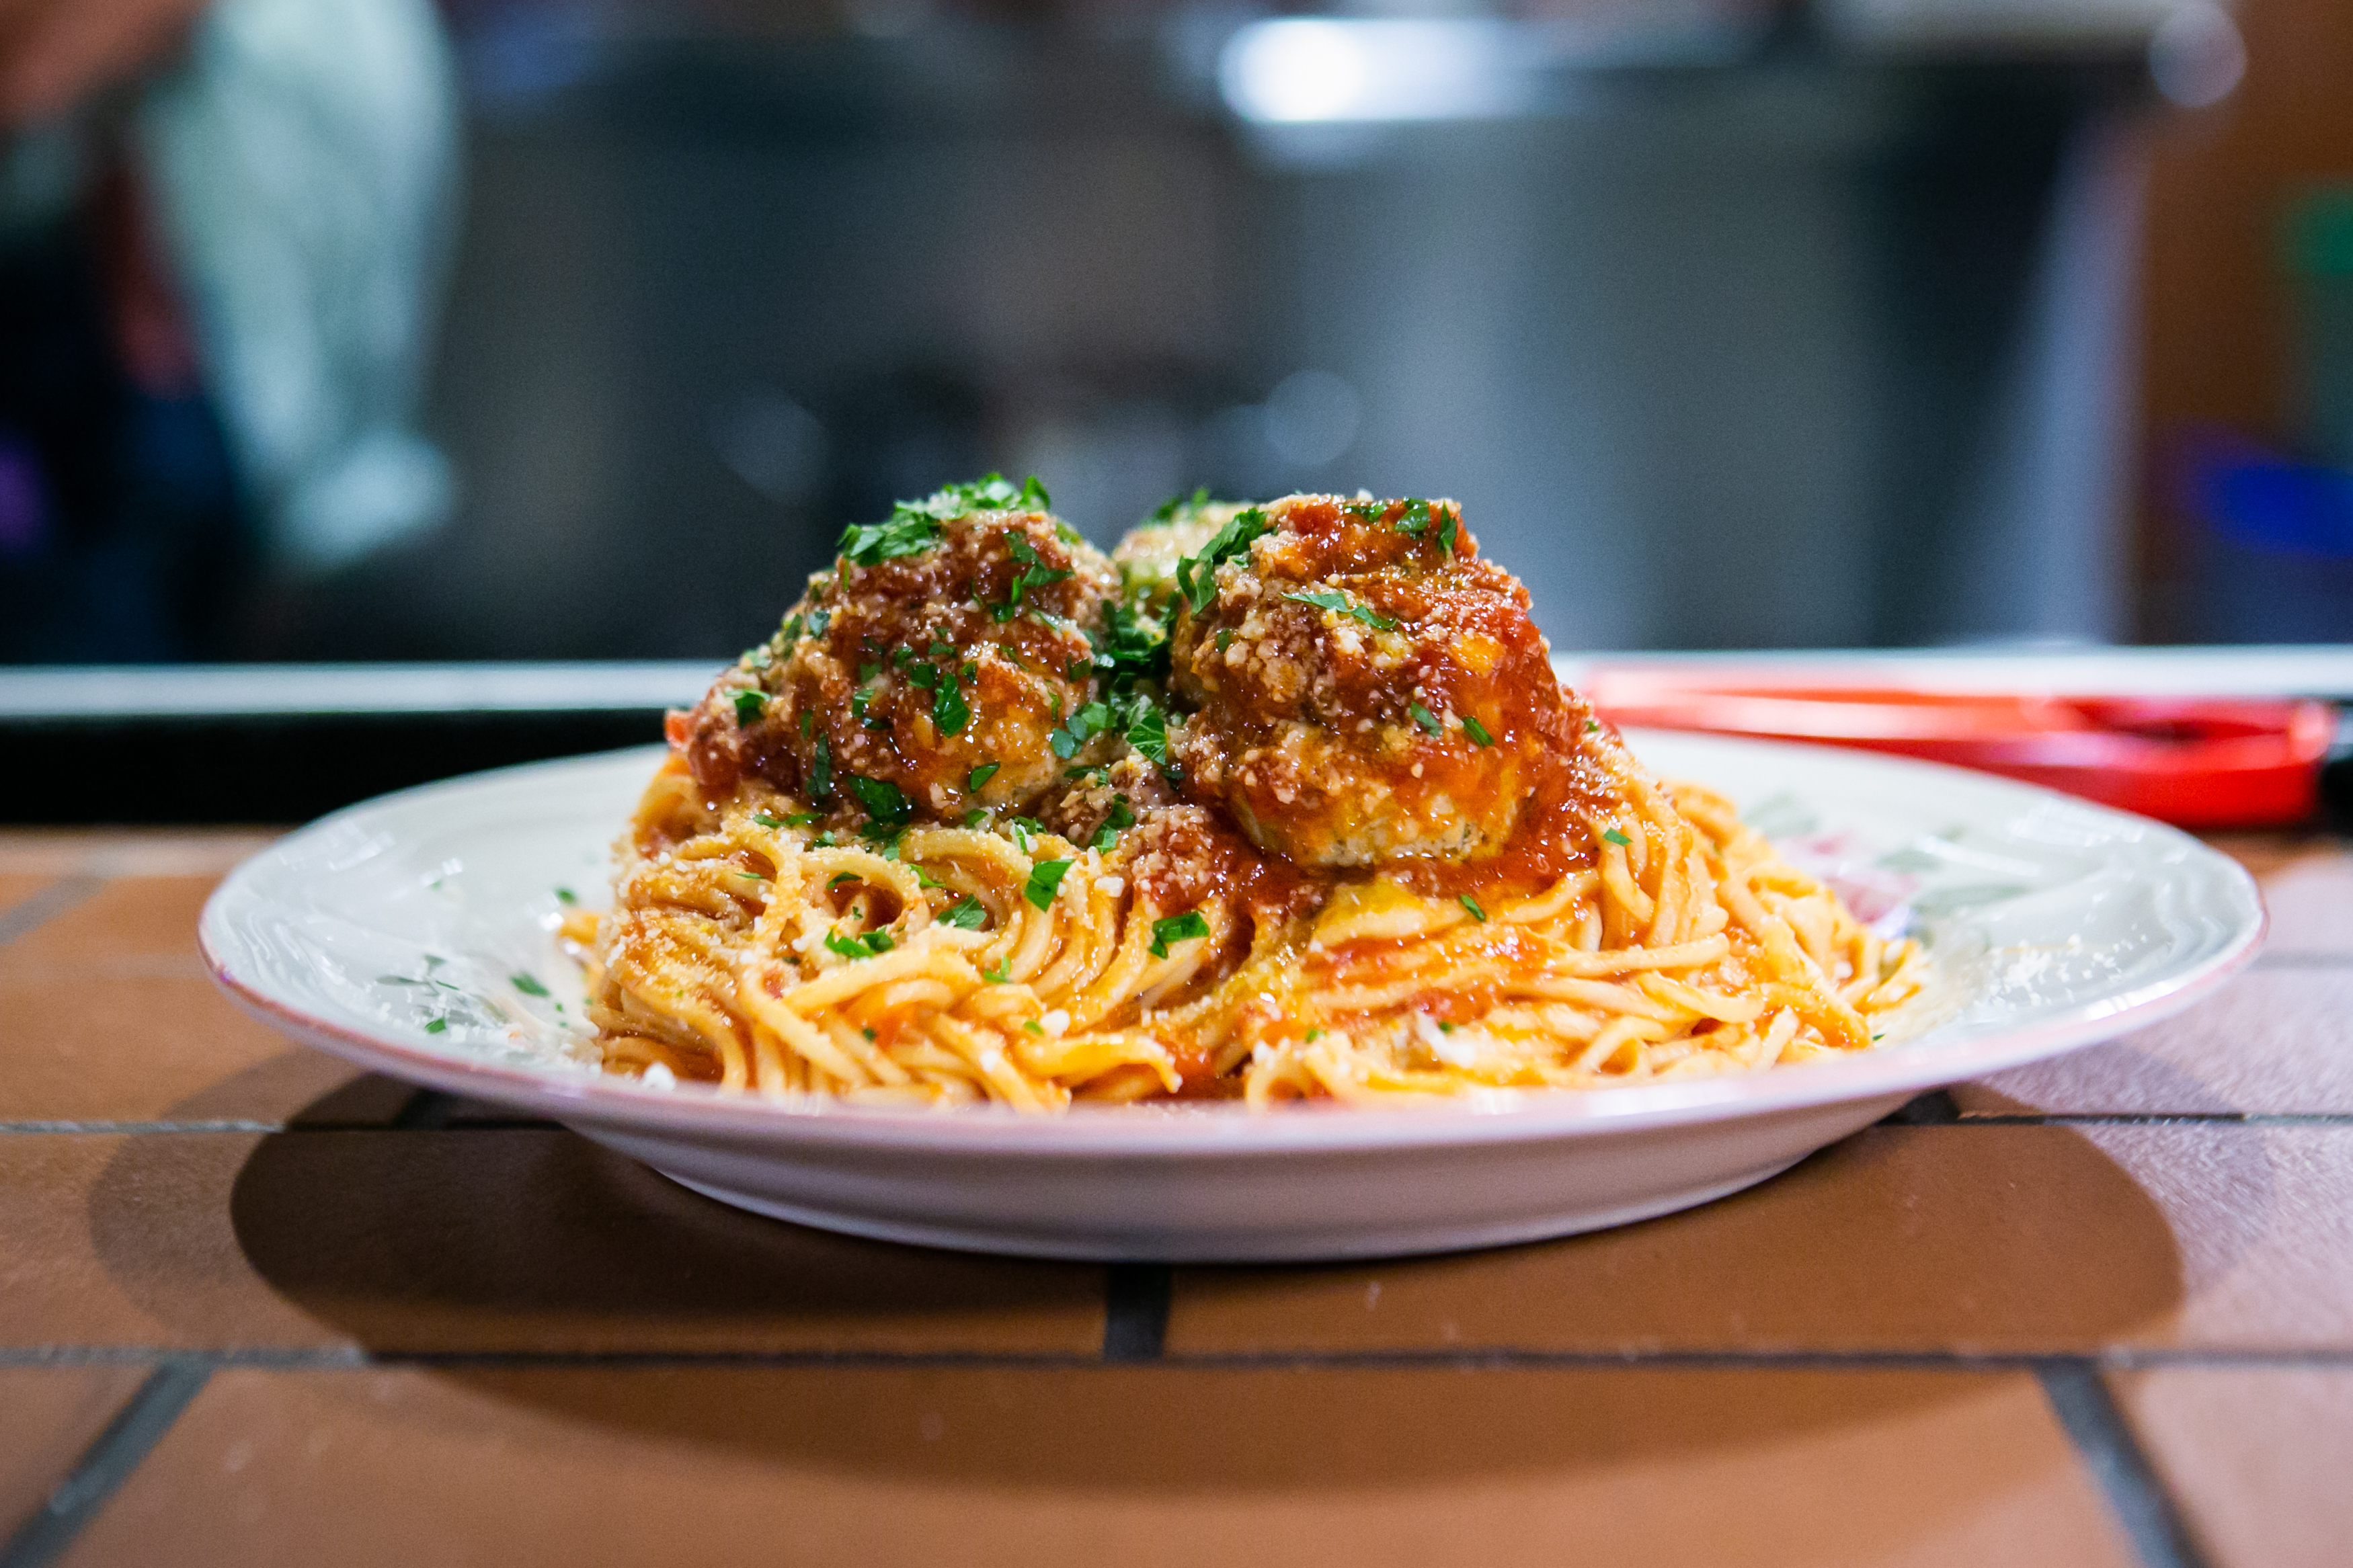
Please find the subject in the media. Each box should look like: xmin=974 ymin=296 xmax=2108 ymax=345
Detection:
xmin=1 ymin=0 xmax=2348 ymax=665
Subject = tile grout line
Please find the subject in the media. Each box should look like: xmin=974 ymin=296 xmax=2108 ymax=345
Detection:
xmin=0 ymin=877 xmax=102 ymax=953
xmin=0 ymin=1359 xmax=210 ymax=1568
xmin=2034 ymin=1360 xmax=2215 ymax=1568
xmin=1101 ymin=1265 xmax=1174 ymax=1362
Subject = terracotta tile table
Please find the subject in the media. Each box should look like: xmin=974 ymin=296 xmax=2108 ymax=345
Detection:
xmin=2 ymin=828 xmax=2348 ymax=1568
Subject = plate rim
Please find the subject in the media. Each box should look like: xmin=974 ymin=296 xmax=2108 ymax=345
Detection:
xmin=198 ymin=736 xmax=2268 ymax=1157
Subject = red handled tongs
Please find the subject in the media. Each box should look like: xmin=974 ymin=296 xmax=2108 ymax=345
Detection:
xmin=1582 ymin=669 xmax=2336 ymax=829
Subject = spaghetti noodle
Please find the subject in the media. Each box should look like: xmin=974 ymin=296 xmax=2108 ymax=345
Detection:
xmin=575 ymin=481 xmax=1925 ymax=1109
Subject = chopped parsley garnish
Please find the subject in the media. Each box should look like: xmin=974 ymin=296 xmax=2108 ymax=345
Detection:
xmin=993 ymin=531 xmax=1072 ymax=622
xmin=895 ymin=472 xmax=1049 ymax=518
xmin=1175 ymin=505 xmax=1273 ymax=613
xmin=1408 ymin=702 xmax=1442 ymax=737
xmin=1149 ymin=910 xmax=1210 ymax=958
xmin=752 ymin=811 xmax=785 ymax=829
xmin=1049 ymin=700 xmax=1114 ymax=759
xmin=1153 ymin=485 xmax=1210 ymax=522
xmin=913 ymin=866 xmax=943 ymax=889
xmin=735 ymin=869 xmax=769 ymax=881
xmin=932 ymin=678 xmax=970 ymax=737
xmin=731 ymin=690 xmax=766 ymax=726
xmin=555 ymin=886 xmax=577 ymax=905
xmin=824 ymin=927 xmax=896 ymax=960
xmin=939 ymin=895 xmax=988 ymax=930
xmin=980 ymin=956 xmax=1012 ymax=983
xmin=1392 ymin=498 xmax=1431 ymax=536
xmin=847 ymin=774 xmax=912 ymax=825
xmin=1285 ymin=589 xmax=1396 ymax=631
xmin=778 ymin=614 xmax=803 ymax=645
xmin=828 ymin=872 xmax=859 ymax=889
xmin=1586 ymin=719 xmax=1601 ymax=733
xmin=1437 ymin=507 xmax=1459 ymax=557
xmin=964 ymin=807 xmax=989 ymax=827
xmin=1462 ymin=715 xmax=1494 ymax=747
xmin=967 ymin=762 xmax=1000 ymax=792
xmin=1216 ymin=628 xmax=1232 ymax=652
xmin=860 ymin=821 xmax=906 ymax=858
xmin=806 ymin=608 xmax=831 ymax=640
xmin=1092 ymin=601 xmax=1169 ymax=689
xmin=424 ymin=1017 xmax=447 ymax=1034
xmin=1007 ymin=817 xmax=1040 ymax=854
xmin=838 ymin=511 xmax=944 ymax=567
xmin=807 ymin=735 xmax=835 ymax=804
xmin=1603 ymin=828 xmax=1632 ymax=847
xmin=1124 ymin=696 xmax=1176 ymax=778
xmin=1458 ymin=895 xmax=1486 ymax=923
xmin=785 ymin=811 xmax=823 ymax=828
xmin=1023 ymin=858 xmax=1074 ymax=910
xmin=511 ymin=971 xmax=551 ymax=997
xmin=1091 ymin=796 xmax=1135 ymax=852
xmin=742 ymin=644 xmax=772 ymax=670
xmin=1304 ymin=1028 xmax=1324 ymax=1041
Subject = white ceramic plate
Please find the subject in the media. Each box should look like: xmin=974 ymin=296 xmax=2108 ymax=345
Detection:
xmin=201 ymin=734 xmax=2264 ymax=1262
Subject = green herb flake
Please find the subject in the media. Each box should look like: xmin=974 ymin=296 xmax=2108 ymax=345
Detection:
xmin=967 ymin=762 xmax=1000 ymax=792
xmin=512 ymin=972 xmax=551 ymax=997
xmin=731 ymin=690 xmax=766 ymax=727
xmin=1586 ymin=719 xmax=1601 ymax=733
xmin=964 ymin=808 xmax=990 ymax=827
xmin=847 ymin=774 xmax=912 ymax=825
xmin=1283 ymin=589 xmax=1396 ymax=631
xmin=1392 ymin=498 xmax=1431 ymax=536
xmin=807 ymin=735 xmax=834 ymax=804
xmin=1603 ymin=828 xmax=1633 ymax=847
xmin=863 ymin=1027 xmax=878 ymax=1041
xmin=824 ymin=927 xmax=895 ymax=960
xmin=1458 ymin=895 xmax=1487 ymax=923
xmin=1023 ymin=1020 xmax=1045 ymax=1035
xmin=1091 ymin=796 xmax=1135 ymax=852
xmin=1175 ymin=505 xmax=1273 ymax=613
xmin=1023 ymin=858 xmax=1075 ymax=911
xmin=555 ymin=886 xmax=578 ymax=905
xmin=828 ymin=872 xmax=859 ymax=889
xmin=940 ymin=895 xmax=988 ymax=930
xmin=424 ymin=1017 xmax=448 ymax=1034
xmin=932 ymin=679 xmax=971 ymax=737
xmin=1462 ymin=715 xmax=1494 ymax=747
xmin=1437 ymin=507 xmax=1459 ymax=558
xmin=1409 ymin=702 xmax=1442 ymax=737
xmin=981 ymin=957 xmax=1013 ymax=983
xmin=785 ymin=812 xmax=823 ymax=828
xmin=1148 ymin=909 xmax=1211 ymax=958
xmin=836 ymin=511 xmax=945 ymax=567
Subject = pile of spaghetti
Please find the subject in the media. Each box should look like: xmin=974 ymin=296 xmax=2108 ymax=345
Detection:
xmin=571 ymin=478 xmax=1925 ymax=1110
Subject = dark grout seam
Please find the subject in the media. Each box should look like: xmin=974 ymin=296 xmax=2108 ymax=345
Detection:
xmin=2035 ymin=1361 xmax=2215 ymax=1568
xmin=0 ymin=877 xmax=102 ymax=953
xmin=1102 ymin=1266 xmax=1174 ymax=1362
xmin=0 ymin=1359 xmax=210 ymax=1568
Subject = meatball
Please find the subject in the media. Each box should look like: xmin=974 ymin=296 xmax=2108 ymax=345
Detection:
xmin=676 ymin=478 xmax=1117 ymax=819
xmin=1165 ymin=493 xmax=1570 ymax=868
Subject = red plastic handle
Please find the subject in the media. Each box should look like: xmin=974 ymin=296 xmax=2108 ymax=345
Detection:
xmin=1583 ymin=673 xmax=2335 ymax=829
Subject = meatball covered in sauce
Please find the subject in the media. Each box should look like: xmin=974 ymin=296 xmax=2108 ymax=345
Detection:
xmin=1166 ymin=493 xmax=1572 ymax=868
xmin=676 ymin=479 xmax=1116 ymax=818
